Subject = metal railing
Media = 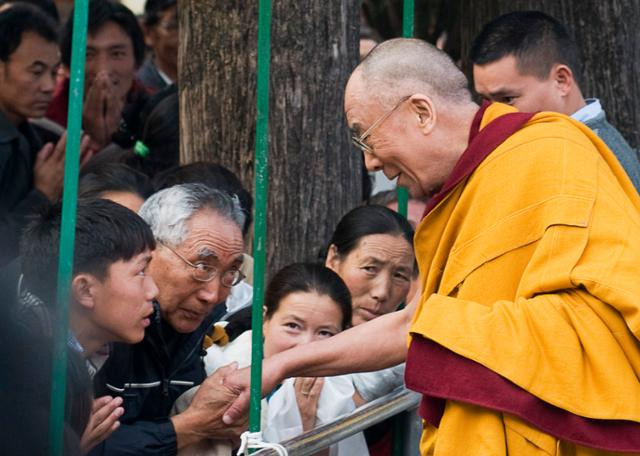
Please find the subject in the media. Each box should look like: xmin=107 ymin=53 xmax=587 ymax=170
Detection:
xmin=252 ymin=387 xmax=421 ymax=456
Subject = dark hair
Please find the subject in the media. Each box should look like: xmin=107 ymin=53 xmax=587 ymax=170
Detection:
xmin=143 ymin=0 xmax=177 ymax=27
xmin=79 ymin=162 xmax=154 ymax=200
xmin=0 ymin=0 xmax=59 ymax=22
xmin=0 ymin=3 xmax=58 ymax=62
xmin=20 ymin=198 xmax=156 ymax=303
xmin=154 ymin=162 xmax=253 ymax=237
xmin=60 ymin=0 xmax=146 ymax=68
xmin=137 ymin=84 xmax=180 ymax=174
xmin=470 ymin=11 xmax=582 ymax=85
xmin=264 ymin=263 xmax=352 ymax=331
xmin=328 ymin=205 xmax=414 ymax=258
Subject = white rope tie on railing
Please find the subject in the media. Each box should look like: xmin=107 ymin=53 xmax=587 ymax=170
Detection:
xmin=236 ymin=431 xmax=288 ymax=456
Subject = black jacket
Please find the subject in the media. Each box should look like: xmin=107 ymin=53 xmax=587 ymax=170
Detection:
xmin=90 ymin=301 xmax=214 ymax=456
xmin=0 ymin=112 xmax=50 ymax=267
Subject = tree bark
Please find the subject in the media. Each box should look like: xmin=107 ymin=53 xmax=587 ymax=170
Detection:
xmin=458 ymin=0 xmax=640 ymax=149
xmin=179 ymin=0 xmax=361 ymax=273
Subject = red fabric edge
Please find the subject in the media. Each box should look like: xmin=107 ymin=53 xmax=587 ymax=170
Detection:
xmin=405 ymin=335 xmax=640 ymax=452
xmin=422 ymin=101 xmax=535 ymax=218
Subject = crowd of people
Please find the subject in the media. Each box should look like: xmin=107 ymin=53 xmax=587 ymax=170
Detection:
xmin=0 ymin=1 xmax=639 ymax=456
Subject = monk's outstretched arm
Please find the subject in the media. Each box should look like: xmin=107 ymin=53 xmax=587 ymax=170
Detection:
xmin=222 ymin=291 xmax=419 ymax=424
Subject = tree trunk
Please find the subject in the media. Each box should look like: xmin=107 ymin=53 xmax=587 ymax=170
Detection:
xmin=458 ymin=0 xmax=640 ymax=149
xmin=179 ymin=0 xmax=361 ymax=273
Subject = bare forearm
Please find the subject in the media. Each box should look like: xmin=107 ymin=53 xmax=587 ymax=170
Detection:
xmin=270 ymin=306 xmax=411 ymax=381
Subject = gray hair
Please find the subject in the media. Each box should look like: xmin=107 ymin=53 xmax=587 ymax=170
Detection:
xmin=139 ymin=183 xmax=246 ymax=246
xmin=359 ymin=38 xmax=471 ymax=106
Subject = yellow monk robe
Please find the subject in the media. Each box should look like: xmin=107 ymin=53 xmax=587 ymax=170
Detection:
xmin=407 ymin=103 xmax=640 ymax=455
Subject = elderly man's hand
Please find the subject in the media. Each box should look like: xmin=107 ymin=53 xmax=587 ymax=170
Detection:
xmin=171 ymin=363 xmax=248 ymax=449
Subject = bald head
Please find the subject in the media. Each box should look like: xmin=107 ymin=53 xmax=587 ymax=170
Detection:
xmin=356 ymin=38 xmax=471 ymax=107
xmin=344 ymin=39 xmax=478 ymax=200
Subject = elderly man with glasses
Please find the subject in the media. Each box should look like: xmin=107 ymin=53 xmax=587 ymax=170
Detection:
xmin=91 ymin=183 xmax=247 ymax=456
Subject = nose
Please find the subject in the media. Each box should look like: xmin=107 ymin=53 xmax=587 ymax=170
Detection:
xmin=145 ymin=276 xmax=159 ymax=301
xmin=93 ymin=53 xmax=113 ymax=76
xmin=299 ymin=331 xmax=316 ymax=346
xmin=369 ymin=272 xmax=391 ymax=304
xmin=196 ymin=277 xmax=223 ymax=308
xmin=41 ymin=71 xmax=56 ymax=94
xmin=363 ymin=152 xmax=383 ymax=172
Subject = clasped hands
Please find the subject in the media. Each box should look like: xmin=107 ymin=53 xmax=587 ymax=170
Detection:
xmin=82 ymin=71 xmax=125 ymax=150
xmin=171 ymin=362 xmax=265 ymax=449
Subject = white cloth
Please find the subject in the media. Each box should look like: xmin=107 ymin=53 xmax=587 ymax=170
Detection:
xmin=263 ymin=377 xmax=369 ymax=456
xmin=204 ymin=329 xmax=253 ymax=374
xmin=223 ymin=281 xmax=253 ymax=319
xmin=347 ymin=363 xmax=405 ymax=402
xmin=571 ymin=98 xmax=602 ymax=123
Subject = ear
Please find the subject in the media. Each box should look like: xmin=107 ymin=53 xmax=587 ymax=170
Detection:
xmin=325 ymin=244 xmax=340 ymax=270
xmin=71 ymin=274 xmax=98 ymax=310
xmin=551 ymin=64 xmax=574 ymax=96
xmin=408 ymin=94 xmax=437 ymax=135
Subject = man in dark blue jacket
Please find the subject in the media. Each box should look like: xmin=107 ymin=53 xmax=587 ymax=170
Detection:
xmin=92 ymin=184 xmax=248 ymax=455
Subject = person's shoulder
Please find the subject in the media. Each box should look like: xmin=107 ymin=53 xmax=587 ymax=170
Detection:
xmin=503 ymin=111 xmax=599 ymax=159
xmin=0 ymin=110 xmax=19 ymax=145
xmin=136 ymin=60 xmax=163 ymax=88
xmin=586 ymin=115 xmax=635 ymax=153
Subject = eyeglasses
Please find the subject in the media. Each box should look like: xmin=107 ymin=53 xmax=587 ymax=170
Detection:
xmin=351 ymin=95 xmax=410 ymax=155
xmin=160 ymin=242 xmax=245 ymax=288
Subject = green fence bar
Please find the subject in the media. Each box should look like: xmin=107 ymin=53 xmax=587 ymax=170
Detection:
xmin=396 ymin=0 xmax=414 ymax=219
xmin=392 ymin=2 xmax=414 ymax=454
xmin=249 ymin=0 xmax=272 ymax=436
xmin=48 ymin=1 xmax=89 ymax=455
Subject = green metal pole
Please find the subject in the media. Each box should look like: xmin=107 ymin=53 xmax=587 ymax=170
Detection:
xmin=249 ymin=0 xmax=272 ymax=436
xmin=48 ymin=1 xmax=88 ymax=455
xmin=396 ymin=0 xmax=414 ymax=219
xmin=392 ymin=4 xmax=414 ymax=455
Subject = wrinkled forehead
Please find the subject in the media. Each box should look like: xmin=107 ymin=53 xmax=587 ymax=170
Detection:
xmin=179 ymin=209 xmax=244 ymax=261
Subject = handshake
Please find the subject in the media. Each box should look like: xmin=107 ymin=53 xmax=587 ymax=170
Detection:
xmin=170 ymin=362 xmax=277 ymax=450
